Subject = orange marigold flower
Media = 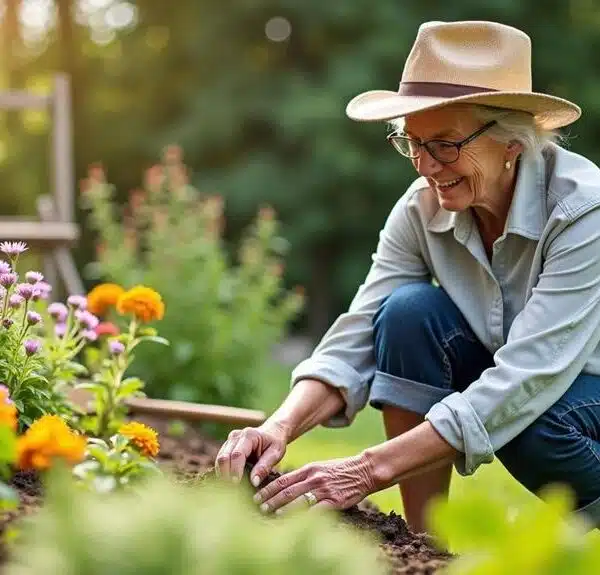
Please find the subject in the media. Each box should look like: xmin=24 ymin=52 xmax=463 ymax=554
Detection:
xmin=116 ymin=286 xmax=165 ymax=323
xmin=87 ymin=283 xmax=126 ymax=317
xmin=0 ymin=386 xmax=16 ymax=432
xmin=118 ymin=422 xmax=160 ymax=458
xmin=17 ymin=415 xmax=86 ymax=471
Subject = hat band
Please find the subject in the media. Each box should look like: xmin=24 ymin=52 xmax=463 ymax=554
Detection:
xmin=398 ymin=81 xmax=498 ymax=98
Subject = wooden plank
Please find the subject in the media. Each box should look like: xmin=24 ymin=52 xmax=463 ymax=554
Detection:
xmin=0 ymin=92 xmax=51 ymax=110
xmin=0 ymin=220 xmax=79 ymax=246
xmin=51 ymin=74 xmax=75 ymax=223
xmin=125 ymin=397 xmax=267 ymax=427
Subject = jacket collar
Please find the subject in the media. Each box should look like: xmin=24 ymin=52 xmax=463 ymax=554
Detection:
xmin=426 ymin=151 xmax=547 ymax=240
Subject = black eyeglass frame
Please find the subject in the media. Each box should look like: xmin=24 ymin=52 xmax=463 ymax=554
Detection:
xmin=387 ymin=120 xmax=497 ymax=164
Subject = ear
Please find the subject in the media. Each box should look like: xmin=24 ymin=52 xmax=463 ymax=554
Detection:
xmin=506 ymin=140 xmax=524 ymax=160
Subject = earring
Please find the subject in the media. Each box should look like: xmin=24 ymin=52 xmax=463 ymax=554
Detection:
xmin=505 ymin=160 xmax=511 ymax=170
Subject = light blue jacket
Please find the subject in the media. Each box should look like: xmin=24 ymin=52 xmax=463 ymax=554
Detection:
xmin=291 ymin=143 xmax=600 ymax=475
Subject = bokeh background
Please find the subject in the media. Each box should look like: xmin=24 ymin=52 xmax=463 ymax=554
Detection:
xmin=1 ymin=0 xmax=599 ymax=513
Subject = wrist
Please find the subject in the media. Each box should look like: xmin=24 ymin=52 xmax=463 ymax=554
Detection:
xmin=361 ymin=444 xmax=396 ymax=491
xmin=260 ymin=417 xmax=293 ymax=444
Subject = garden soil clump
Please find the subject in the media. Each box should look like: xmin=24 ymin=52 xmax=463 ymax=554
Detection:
xmin=0 ymin=416 xmax=452 ymax=574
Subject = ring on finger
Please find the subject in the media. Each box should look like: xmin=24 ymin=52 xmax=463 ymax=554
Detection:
xmin=303 ymin=491 xmax=318 ymax=506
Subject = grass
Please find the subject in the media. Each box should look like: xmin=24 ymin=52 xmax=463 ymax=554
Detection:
xmin=255 ymin=361 xmax=536 ymax=515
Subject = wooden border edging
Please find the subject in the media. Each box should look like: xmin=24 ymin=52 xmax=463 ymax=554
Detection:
xmin=125 ymin=397 xmax=267 ymax=427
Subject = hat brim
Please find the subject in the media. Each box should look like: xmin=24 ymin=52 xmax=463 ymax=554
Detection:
xmin=346 ymin=90 xmax=581 ymax=130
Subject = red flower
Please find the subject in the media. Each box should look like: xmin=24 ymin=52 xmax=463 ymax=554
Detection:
xmin=94 ymin=322 xmax=120 ymax=338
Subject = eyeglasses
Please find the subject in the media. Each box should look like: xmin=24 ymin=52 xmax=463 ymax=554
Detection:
xmin=387 ymin=120 xmax=497 ymax=164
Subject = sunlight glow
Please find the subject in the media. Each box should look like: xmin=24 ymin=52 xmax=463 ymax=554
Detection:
xmin=17 ymin=0 xmax=138 ymax=47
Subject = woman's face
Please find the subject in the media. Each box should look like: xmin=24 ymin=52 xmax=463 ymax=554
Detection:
xmin=402 ymin=106 xmax=514 ymax=212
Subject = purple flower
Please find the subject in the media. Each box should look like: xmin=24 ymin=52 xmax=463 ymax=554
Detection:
xmin=55 ymin=323 xmax=67 ymax=338
xmin=48 ymin=302 xmax=69 ymax=322
xmin=26 ymin=311 xmax=42 ymax=326
xmin=0 ymin=273 xmax=17 ymax=288
xmin=75 ymin=309 xmax=99 ymax=330
xmin=0 ymin=242 xmax=27 ymax=258
xmin=23 ymin=339 xmax=41 ymax=356
xmin=32 ymin=281 xmax=52 ymax=301
xmin=82 ymin=329 xmax=97 ymax=342
xmin=0 ymin=262 xmax=11 ymax=275
xmin=16 ymin=283 xmax=34 ymax=300
xmin=2 ymin=318 xmax=13 ymax=329
xmin=67 ymin=295 xmax=87 ymax=310
xmin=0 ymin=385 xmax=12 ymax=404
xmin=25 ymin=271 xmax=43 ymax=285
xmin=8 ymin=294 xmax=23 ymax=309
xmin=108 ymin=340 xmax=125 ymax=355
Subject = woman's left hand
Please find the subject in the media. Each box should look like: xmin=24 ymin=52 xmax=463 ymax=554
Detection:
xmin=253 ymin=452 xmax=378 ymax=514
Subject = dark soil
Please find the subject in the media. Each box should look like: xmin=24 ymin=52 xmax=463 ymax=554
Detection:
xmin=0 ymin=415 xmax=453 ymax=574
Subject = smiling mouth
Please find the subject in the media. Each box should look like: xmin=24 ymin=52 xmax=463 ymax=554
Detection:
xmin=433 ymin=177 xmax=464 ymax=191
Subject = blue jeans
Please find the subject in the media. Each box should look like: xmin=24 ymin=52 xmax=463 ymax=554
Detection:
xmin=369 ymin=282 xmax=600 ymax=526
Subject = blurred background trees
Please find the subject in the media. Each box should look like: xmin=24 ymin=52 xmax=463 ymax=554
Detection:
xmin=0 ymin=0 xmax=598 ymax=340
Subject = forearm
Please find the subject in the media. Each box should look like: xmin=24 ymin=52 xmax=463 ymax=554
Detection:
xmin=267 ymin=379 xmax=345 ymax=443
xmin=363 ymin=421 xmax=458 ymax=489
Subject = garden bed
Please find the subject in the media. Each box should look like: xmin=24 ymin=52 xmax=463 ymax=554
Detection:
xmin=0 ymin=415 xmax=452 ymax=575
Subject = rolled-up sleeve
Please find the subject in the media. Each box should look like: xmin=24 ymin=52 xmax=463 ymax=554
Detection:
xmin=291 ymin=187 xmax=431 ymax=427
xmin=426 ymin=207 xmax=600 ymax=475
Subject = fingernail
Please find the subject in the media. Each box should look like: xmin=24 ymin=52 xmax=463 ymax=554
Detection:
xmin=253 ymin=493 xmax=262 ymax=504
xmin=275 ymin=509 xmax=284 ymax=516
xmin=260 ymin=503 xmax=269 ymax=514
xmin=251 ymin=475 xmax=260 ymax=487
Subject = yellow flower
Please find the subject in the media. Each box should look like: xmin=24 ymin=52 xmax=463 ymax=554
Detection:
xmin=119 ymin=421 xmax=160 ymax=458
xmin=116 ymin=286 xmax=165 ymax=323
xmin=87 ymin=283 xmax=126 ymax=316
xmin=17 ymin=415 xmax=86 ymax=471
xmin=0 ymin=387 xmax=17 ymax=432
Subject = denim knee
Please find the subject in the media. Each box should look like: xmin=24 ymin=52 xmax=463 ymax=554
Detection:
xmin=373 ymin=282 xmax=447 ymax=377
xmin=497 ymin=407 xmax=600 ymax=509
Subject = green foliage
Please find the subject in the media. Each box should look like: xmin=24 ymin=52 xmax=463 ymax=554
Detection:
xmin=428 ymin=483 xmax=600 ymax=574
xmin=73 ymin=434 xmax=161 ymax=493
xmin=6 ymin=472 xmax=384 ymax=575
xmin=80 ymin=150 xmax=304 ymax=409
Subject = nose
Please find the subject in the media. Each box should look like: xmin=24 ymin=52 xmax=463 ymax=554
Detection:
xmin=413 ymin=148 xmax=444 ymax=178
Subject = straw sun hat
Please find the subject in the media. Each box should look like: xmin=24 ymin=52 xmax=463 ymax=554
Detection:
xmin=346 ymin=20 xmax=581 ymax=130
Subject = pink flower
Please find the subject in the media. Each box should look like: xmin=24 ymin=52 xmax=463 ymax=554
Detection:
xmin=0 ymin=273 xmax=17 ymax=288
xmin=108 ymin=340 xmax=125 ymax=355
xmin=48 ymin=303 xmax=69 ymax=322
xmin=0 ymin=262 xmax=11 ymax=275
xmin=25 ymin=271 xmax=43 ymax=284
xmin=16 ymin=284 xmax=34 ymax=300
xmin=75 ymin=310 xmax=99 ymax=330
xmin=82 ymin=330 xmax=97 ymax=342
xmin=0 ymin=242 xmax=27 ymax=258
xmin=55 ymin=323 xmax=67 ymax=338
xmin=23 ymin=339 xmax=41 ymax=356
xmin=67 ymin=295 xmax=87 ymax=310
xmin=8 ymin=294 xmax=23 ymax=309
xmin=26 ymin=311 xmax=42 ymax=326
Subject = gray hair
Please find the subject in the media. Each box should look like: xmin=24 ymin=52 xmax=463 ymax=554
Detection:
xmin=389 ymin=104 xmax=562 ymax=159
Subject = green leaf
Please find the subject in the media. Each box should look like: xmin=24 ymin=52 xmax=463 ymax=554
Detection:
xmin=116 ymin=377 xmax=145 ymax=399
xmin=0 ymin=481 xmax=19 ymax=511
xmin=0 ymin=426 xmax=16 ymax=465
xmin=137 ymin=335 xmax=170 ymax=346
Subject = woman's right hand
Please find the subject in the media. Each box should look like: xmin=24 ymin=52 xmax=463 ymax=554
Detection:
xmin=215 ymin=420 xmax=290 ymax=486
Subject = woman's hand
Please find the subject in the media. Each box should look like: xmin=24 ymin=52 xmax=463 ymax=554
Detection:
xmin=253 ymin=452 xmax=378 ymax=514
xmin=215 ymin=420 xmax=290 ymax=486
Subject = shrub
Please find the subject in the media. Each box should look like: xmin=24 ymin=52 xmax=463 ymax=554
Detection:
xmin=428 ymin=482 xmax=600 ymax=574
xmin=80 ymin=147 xmax=304 ymax=409
xmin=6 ymin=472 xmax=385 ymax=575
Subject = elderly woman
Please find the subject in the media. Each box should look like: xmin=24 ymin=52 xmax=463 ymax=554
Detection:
xmin=216 ymin=20 xmax=600 ymax=533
